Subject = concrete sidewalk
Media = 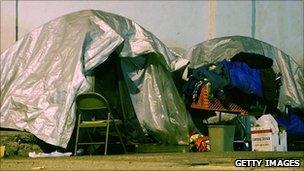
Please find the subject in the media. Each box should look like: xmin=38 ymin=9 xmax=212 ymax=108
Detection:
xmin=1 ymin=130 xmax=303 ymax=170
xmin=1 ymin=152 xmax=303 ymax=170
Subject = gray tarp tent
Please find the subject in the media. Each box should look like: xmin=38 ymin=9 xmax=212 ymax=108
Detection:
xmin=185 ymin=36 xmax=304 ymax=112
xmin=0 ymin=10 xmax=194 ymax=148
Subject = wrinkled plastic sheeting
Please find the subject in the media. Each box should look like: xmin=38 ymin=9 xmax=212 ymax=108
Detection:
xmin=0 ymin=10 xmax=193 ymax=148
xmin=121 ymin=54 xmax=193 ymax=144
xmin=185 ymin=36 xmax=304 ymax=112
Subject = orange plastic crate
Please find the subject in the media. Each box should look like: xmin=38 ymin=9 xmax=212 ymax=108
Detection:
xmin=191 ymin=85 xmax=248 ymax=115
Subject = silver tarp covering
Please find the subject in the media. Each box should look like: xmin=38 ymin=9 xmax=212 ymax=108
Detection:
xmin=0 ymin=10 xmax=194 ymax=148
xmin=185 ymin=36 xmax=304 ymax=111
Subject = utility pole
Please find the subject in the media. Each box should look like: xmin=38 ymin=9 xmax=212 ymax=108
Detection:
xmin=15 ymin=0 xmax=18 ymax=41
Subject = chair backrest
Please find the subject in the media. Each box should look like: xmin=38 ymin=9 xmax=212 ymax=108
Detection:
xmin=76 ymin=92 xmax=109 ymax=110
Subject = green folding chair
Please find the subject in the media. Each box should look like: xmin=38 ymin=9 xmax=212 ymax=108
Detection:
xmin=74 ymin=92 xmax=126 ymax=155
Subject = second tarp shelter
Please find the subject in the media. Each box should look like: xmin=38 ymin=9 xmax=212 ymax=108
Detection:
xmin=0 ymin=10 xmax=195 ymax=148
xmin=185 ymin=36 xmax=304 ymax=112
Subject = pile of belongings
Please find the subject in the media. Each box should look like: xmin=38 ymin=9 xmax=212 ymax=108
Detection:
xmin=189 ymin=130 xmax=210 ymax=152
xmin=183 ymin=52 xmax=282 ymax=112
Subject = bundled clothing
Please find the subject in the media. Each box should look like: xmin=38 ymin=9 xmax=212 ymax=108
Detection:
xmin=183 ymin=52 xmax=279 ymax=109
xmin=183 ymin=62 xmax=229 ymax=103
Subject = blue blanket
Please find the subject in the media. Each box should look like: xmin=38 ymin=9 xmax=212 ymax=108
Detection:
xmin=221 ymin=60 xmax=263 ymax=97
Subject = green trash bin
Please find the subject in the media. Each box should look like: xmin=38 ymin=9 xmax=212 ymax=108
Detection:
xmin=208 ymin=125 xmax=235 ymax=152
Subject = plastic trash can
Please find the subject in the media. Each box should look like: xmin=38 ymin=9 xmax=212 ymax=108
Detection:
xmin=208 ymin=125 xmax=235 ymax=152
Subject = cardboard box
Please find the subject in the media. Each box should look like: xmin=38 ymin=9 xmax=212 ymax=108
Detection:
xmin=251 ymin=127 xmax=287 ymax=151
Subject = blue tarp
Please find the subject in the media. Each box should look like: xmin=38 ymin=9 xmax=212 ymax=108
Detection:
xmin=276 ymin=109 xmax=304 ymax=136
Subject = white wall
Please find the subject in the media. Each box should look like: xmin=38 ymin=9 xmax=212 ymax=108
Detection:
xmin=255 ymin=1 xmax=303 ymax=67
xmin=216 ymin=1 xmax=252 ymax=38
xmin=1 ymin=1 xmax=210 ymax=52
xmin=1 ymin=1 xmax=303 ymax=66
xmin=1 ymin=1 xmax=16 ymax=53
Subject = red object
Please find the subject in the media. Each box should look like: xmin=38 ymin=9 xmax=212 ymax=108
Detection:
xmin=195 ymin=136 xmax=209 ymax=152
xmin=251 ymin=129 xmax=272 ymax=134
xmin=190 ymin=85 xmax=248 ymax=115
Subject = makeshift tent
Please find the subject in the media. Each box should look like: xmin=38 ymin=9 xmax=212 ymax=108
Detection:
xmin=0 ymin=10 xmax=195 ymax=148
xmin=185 ymin=36 xmax=304 ymax=112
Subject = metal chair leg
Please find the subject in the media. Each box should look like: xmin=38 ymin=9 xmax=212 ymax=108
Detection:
xmin=104 ymin=112 xmax=111 ymax=155
xmin=74 ymin=115 xmax=81 ymax=155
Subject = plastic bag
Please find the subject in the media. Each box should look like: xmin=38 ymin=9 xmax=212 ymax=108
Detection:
xmin=29 ymin=151 xmax=72 ymax=158
xmin=255 ymin=114 xmax=279 ymax=134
